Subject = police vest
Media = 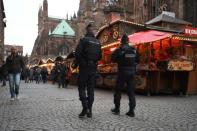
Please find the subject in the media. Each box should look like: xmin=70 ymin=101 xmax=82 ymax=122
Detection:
xmin=118 ymin=46 xmax=136 ymax=67
xmin=83 ymin=37 xmax=101 ymax=62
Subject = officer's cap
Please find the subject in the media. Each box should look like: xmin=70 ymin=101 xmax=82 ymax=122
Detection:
xmin=121 ymin=34 xmax=129 ymax=44
xmin=86 ymin=23 xmax=92 ymax=31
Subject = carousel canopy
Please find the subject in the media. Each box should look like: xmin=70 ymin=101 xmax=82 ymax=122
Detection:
xmin=128 ymin=30 xmax=172 ymax=44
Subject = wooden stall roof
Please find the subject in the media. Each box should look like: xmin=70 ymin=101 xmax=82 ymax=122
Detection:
xmin=96 ymin=19 xmax=145 ymax=38
xmin=29 ymin=56 xmax=55 ymax=67
xmin=46 ymin=58 xmax=54 ymax=63
xmin=38 ymin=59 xmax=47 ymax=65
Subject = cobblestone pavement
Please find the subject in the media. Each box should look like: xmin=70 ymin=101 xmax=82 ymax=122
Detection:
xmin=0 ymin=81 xmax=197 ymax=131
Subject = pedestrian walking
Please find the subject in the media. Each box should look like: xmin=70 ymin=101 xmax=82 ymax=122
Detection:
xmin=29 ymin=67 xmax=34 ymax=82
xmin=75 ymin=23 xmax=102 ymax=118
xmin=35 ymin=67 xmax=42 ymax=84
xmin=5 ymin=47 xmax=25 ymax=100
xmin=23 ymin=66 xmax=30 ymax=83
xmin=50 ymin=67 xmax=56 ymax=84
xmin=111 ymin=34 xmax=139 ymax=117
xmin=65 ymin=65 xmax=71 ymax=88
xmin=41 ymin=67 xmax=48 ymax=83
xmin=56 ymin=62 xmax=67 ymax=88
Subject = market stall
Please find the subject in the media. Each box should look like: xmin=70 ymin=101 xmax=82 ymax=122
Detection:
xmin=170 ymin=27 xmax=197 ymax=95
xmin=96 ymin=20 xmax=146 ymax=89
xmin=39 ymin=58 xmax=55 ymax=75
xmin=129 ymin=30 xmax=196 ymax=95
xmin=97 ymin=27 xmax=197 ymax=95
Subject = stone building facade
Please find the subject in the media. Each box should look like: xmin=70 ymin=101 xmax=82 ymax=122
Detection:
xmin=76 ymin=0 xmax=197 ymax=40
xmin=132 ymin=0 xmax=197 ymax=27
xmin=31 ymin=0 xmax=76 ymax=60
xmin=31 ymin=0 xmax=197 ymax=61
xmin=0 ymin=0 xmax=6 ymax=65
xmin=75 ymin=0 xmax=134 ymax=42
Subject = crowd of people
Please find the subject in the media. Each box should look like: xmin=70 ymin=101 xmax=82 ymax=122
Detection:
xmin=22 ymin=66 xmax=48 ymax=84
xmin=0 ymin=58 xmax=72 ymax=90
xmin=51 ymin=61 xmax=71 ymax=88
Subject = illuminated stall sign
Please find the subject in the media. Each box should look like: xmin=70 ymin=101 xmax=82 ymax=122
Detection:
xmin=184 ymin=27 xmax=197 ymax=36
xmin=168 ymin=60 xmax=194 ymax=71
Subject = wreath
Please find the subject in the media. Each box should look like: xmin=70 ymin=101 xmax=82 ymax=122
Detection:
xmin=113 ymin=31 xmax=119 ymax=39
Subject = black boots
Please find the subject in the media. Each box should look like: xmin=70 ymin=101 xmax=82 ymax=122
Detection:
xmin=78 ymin=108 xmax=92 ymax=118
xmin=86 ymin=109 xmax=92 ymax=118
xmin=78 ymin=108 xmax=87 ymax=118
xmin=111 ymin=107 xmax=120 ymax=115
xmin=111 ymin=106 xmax=135 ymax=117
xmin=126 ymin=110 xmax=135 ymax=117
xmin=111 ymin=104 xmax=120 ymax=115
xmin=79 ymin=101 xmax=93 ymax=118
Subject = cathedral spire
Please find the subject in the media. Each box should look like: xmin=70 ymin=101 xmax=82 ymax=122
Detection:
xmin=66 ymin=13 xmax=69 ymax=20
xmin=42 ymin=0 xmax=48 ymax=35
xmin=73 ymin=12 xmax=77 ymax=19
xmin=43 ymin=0 xmax=48 ymax=18
xmin=38 ymin=6 xmax=42 ymax=17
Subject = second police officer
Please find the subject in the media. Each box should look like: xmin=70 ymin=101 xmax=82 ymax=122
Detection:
xmin=111 ymin=34 xmax=139 ymax=117
xmin=75 ymin=23 xmax=102 ymax=118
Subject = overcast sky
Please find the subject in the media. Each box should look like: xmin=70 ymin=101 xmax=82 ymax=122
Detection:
xmin=4 ymin=0 xmax=79 ymax=55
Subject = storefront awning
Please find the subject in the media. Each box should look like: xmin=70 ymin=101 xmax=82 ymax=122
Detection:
xmin=128 ymin=30 xmax=172 ymax=44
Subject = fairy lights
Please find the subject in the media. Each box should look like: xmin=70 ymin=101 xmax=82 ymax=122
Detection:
xmin=101 ymin=42 xmax=120 ymax=49
xmin=172 ymin=36 xmax=197 ymax=42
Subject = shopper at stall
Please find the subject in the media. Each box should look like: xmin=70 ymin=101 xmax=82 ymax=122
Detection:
xmin=75 ymin=23 xmax=102 ymax=118
xmin=35 ymin=67 xmax=42 ymax=84
xmin=41 ymin=67 xmax=48 ymax=83
xmin=65 ymin=65 xmax=71 ymax=88
xmin=5 ymin=47 xmax=25 ymax=100
xmin=23 ymin=66 xmax=30 ymax=83
xmin=29 ymin=67 xmax=34 ymax=82
xmin=111 ymin=34 xmax=139 ymax=117
xmin=56 ymin=61 xmax=67 ymax=88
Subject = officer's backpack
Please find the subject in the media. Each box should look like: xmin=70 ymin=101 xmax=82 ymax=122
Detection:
xmin=118 ymin=46 xmax=136 ymax=66
xmin=83 ymin=37 xmax=101 ymax=62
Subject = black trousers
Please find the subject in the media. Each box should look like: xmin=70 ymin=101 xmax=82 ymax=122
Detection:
xmin=78 ymin=67 xmax=96 ymax=110
xmin=114 ymin=71 xmax=136 ymax=110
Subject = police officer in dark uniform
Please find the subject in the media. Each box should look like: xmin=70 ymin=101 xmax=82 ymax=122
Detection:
xmin=111 ymin=34 xmax=139 ymax=117
xmin=75 ymin=23 xmax=102 ymax=118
